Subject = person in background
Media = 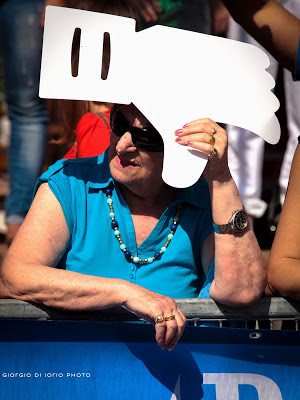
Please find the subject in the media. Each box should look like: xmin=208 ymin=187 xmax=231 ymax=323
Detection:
xmin=60 ymin=101 xmax=111 ymax=159
xmin=0 ymin=0 xmax=66 ymax=246
xmin=226 ymin=0 xmax=300 ymax=222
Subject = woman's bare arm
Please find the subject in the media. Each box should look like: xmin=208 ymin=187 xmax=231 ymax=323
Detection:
xmin=177 ymin=118 xmax=266 ymax=306
xmin=0 ymin=183 xmax=186 ymax=350
xmin=0 ymin=184 xmax=127 ymax=308
xmin=267 ymin=145 xmax=300 ymax=300
xmin=207 ymin=177 xmax=266 ymax=306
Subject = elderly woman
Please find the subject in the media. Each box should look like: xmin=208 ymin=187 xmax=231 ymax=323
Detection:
xmin=0 ymin=103 xmax=266 ymax=350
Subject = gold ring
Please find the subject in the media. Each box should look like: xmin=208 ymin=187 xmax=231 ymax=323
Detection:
xmin=209 ymin=135 xmax=215 ymax=146
xmin=154 ymin=314 xmax=165 ymax=324
xmin=208 ymin=148 xmax=218 ymax=157
xmin=211 ymin=127 xmax=216 ymax=135
xmin=164 ymin=315 xmax=176 ymax=321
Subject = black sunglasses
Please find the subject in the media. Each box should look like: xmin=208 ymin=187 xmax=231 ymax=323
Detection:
xmin=110 ymin=105 xmax=164 ymax=152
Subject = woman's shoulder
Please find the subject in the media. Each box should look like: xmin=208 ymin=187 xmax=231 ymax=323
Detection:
xmin=43 ymin=155 xmax=100 ymax=176
xmin=38 ymin=151 xmax=110 ymax=186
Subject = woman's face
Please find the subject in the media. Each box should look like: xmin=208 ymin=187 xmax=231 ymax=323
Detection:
xmin=108 ymin=104 xmax=165 ymax=196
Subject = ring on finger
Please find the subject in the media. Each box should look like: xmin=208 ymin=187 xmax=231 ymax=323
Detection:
xmin=211 ymin=127 xmax=216 ymax=135
xmin=208 ymin=148 xmax=218 ymax=157
xmin=154 ymin=314 xmax=165 ymax=324
xmin=164 ymin=315 xmax=176 ymax=322
xmin=208 ymin=135 xmax=215 ymax=146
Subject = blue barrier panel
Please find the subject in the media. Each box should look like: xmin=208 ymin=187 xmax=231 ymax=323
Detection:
xmin=0 ymin=320 xmax=299 ymax=399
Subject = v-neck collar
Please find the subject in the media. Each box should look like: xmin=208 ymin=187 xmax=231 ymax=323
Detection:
xmin=113 ymin=185 xmax=178 ymax=255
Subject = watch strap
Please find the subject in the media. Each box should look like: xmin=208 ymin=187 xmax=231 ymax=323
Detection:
xmin=213 ymin=222 xmax=234 ymax=234
xmin=213 ymin=209 xmax=248 ymax=234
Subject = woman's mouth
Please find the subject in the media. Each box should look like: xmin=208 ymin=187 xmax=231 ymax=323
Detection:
xmin=116 ymin=155 xmax=137 ymax=169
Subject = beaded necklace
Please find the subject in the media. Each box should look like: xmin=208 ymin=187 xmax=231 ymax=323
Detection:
xmin=104 ymin=188 xmax=182 ymax=264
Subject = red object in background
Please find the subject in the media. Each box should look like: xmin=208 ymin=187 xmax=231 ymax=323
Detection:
xmin=63 ymin=111 xmax=111 ymax=159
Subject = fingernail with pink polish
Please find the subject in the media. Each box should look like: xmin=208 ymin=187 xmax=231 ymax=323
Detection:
xmin=175 ymin=136 xmax=183 ymax=142
xmin=183 ymin=123 xmax=190 ymax=128
xmin=175 ymin=129 xmax=183 ymax=134
xmin=187 ymin=141 xmax=194 ymax=145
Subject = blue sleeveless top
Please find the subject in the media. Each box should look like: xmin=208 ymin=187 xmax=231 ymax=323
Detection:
xmin=35 ymin=150 xmax=214 ymax=299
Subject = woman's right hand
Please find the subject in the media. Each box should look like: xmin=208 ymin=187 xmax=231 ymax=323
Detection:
xmin=175 ymin=118 xmax=231 ymax=183
xmin=123 ymin=285 xmax=186 ymax=351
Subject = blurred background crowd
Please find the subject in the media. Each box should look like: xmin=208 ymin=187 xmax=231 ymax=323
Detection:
xmin=0 ymin=0 xmax=297 ymax=261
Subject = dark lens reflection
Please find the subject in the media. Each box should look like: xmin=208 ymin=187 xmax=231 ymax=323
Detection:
xmin=110 ymin=106 xmax=164 ymax=152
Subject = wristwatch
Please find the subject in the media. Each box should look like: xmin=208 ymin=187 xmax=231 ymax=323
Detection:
xmin=213 ymin=210 xmax=248 ymax=234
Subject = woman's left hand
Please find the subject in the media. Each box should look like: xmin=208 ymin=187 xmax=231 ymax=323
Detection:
xmin=175 ymin=118 xmax=231 ymax=183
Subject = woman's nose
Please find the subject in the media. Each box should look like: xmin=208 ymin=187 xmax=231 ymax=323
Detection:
xmin=115 ymin=132 xmax=137 ymax=154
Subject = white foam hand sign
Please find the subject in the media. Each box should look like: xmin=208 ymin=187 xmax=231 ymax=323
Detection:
xmin=39 ymin=6 xmax=280 ymax=188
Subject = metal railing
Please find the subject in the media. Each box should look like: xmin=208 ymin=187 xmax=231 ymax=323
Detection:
xmin=1 ymin=297 xmax=300 ymax=330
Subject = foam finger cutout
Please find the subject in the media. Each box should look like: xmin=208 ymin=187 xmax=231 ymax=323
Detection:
xmin=39 ymin=6 xmax=280 ymax=188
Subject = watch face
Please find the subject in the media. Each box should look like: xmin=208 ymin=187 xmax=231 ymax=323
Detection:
xmin=233 ymin=211 xmax=248 ymax=231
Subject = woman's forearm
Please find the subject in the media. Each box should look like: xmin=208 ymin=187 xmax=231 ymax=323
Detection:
xmin=0 ymin=258 xmax=130 ymax=311
xmin=0 ymin=255 xmax=186 ymax=351
xmin=208 ymin=176 xmax=267 ymax=306
xmin=174 ymin=119 xmax=267 ymax=306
